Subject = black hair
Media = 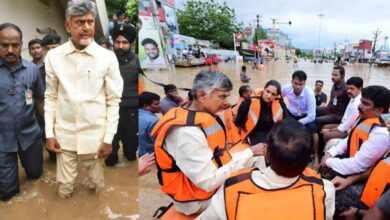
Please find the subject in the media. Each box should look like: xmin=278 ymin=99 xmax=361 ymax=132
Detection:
xmin=264 ymin=80 xmax=281 ymax=96
xmin=28 ymin=39 xmax=42 ymax=49
xmin=0 ymin=23 xmax=22 ymax=40
xmin=139 ymin=92 xmax=160 ymax=108
xmin=41 ymin=33 xmax=61 ymax=47
xmin=292 ymin=70 xmax=307 ymax=81
xmin=333 ymin=65 xmax=345 ymax=77
xmin=238 ymin=85 xmax=251 ymax=97
xmin=164 ymin=84 xmax=177 ymax=93
xmin=188 ymin=91 xmax=194 ymax=101
xmin=241 ymin=65 xmax=246 ymax=71
xmin=361 ymin=86 xmax=390 ymax=114
xmin=141 ymin=38 xmax=158 ymax=48
xmin=315 ymin=80 xmax=324 ymax=85
xmin=267 ymin=118 xmax=312 ymax=178
xmin=346 ymin=77 xmax=363 ymax=89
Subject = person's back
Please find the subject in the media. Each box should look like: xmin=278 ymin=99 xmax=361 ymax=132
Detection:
xmin=197 ymin=118 xmax=335 ymax=220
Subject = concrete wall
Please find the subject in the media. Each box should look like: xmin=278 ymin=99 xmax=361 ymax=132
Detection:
xmin=0 ymin=0 xmax=68 ymax=59
xmin=0 ymin=0 xmax=109 ymax=59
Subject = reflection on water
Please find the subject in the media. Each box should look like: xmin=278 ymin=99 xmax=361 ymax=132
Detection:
xmin=139 ymin=60 xmax=390 ymax=219
xmin=0 ymin=152 xmax=139 ymax=220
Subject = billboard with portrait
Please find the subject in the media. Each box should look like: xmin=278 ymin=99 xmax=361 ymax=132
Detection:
xmin=138 ymin=15 xmax=167 ymax=69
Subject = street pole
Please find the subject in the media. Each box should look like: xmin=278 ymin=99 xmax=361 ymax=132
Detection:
xmin=317 ymin=13 xmax=325 ymax=59
xmin=233 ymin=33 xmax=236 ymax=52
xmin=256 ymin=14 xmax=260 ymax=60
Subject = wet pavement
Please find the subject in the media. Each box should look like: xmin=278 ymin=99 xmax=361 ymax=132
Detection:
xmin=0 ymin=151 xmax=139 ymax=220
xmin=139 ymin=60 xmax=390 ymax=219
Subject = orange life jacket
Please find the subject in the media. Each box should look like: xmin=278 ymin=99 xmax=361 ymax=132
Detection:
xmin=360 ymin=157 xmax=390 ymax=208
xmin=240 ymin=97 xmax=283 ymax=140
xmin=223 ymin=107 xmax=242 ymax=145
xmin=151 ymin=107 xmax=232 ymax=202
xmin=347 ymin=117 xmax=384 ymax=157
xmin=138 ymin=74 xmax=144 ymax=94
xmin=224 ymin=167 xmax=326 ymax=220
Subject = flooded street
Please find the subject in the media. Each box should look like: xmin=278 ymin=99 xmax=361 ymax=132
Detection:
xmin=0 ymin=152 xmax=139 ymax=220
xmin=139 ymin=60 xmax=390 ymax=219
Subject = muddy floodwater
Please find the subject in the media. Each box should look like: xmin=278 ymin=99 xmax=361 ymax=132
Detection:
xmin=0 ymin=151 xmax=139 ymax=220
xmin=139 ymin=60 xmax=390 ymax=219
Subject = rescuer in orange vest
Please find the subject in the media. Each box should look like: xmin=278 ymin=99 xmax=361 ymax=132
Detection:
xmin=197 ymin=118 xmax=335 ymax=220
xmin=235 ymin=80 xmax=287 ymax=145
xmin=321 ymin=85 xmax=390 ymax=176
xmin=320 ymin=85 xmax=390 ymax=215
xmin=152 ymin=70 xmax=267 ymax=215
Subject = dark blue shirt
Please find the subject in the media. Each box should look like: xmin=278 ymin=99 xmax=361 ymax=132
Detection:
xmin=138 ymin=108 xmax=159 ymax=157
xmin=0 ymin=58 xmax=45 ymax=152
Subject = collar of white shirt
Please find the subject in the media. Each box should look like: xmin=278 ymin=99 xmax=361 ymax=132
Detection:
xmin=252 ymin=166 xmax=300 ymax=188
xmin=64 ymin=39 xmax=98 ymax=56
xmin=351 ymin=93 xmax=361 ymax=102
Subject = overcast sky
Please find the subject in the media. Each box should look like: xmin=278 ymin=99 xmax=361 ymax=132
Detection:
xmin=175 ymin=0 xmax=390 ymax=50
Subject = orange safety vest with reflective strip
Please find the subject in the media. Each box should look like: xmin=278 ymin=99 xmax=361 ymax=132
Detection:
xmin=347 ymin=117 xmax=384 ymax=157
xmin=224 ymin=167 xmax=326 ymax=220
xmin=223 ymin=107 xmax=242 ymax=145
xmin=360 ymin=157 xmax=390 ymax=208
xmin=240 ymin=97 xmax=283 ymax=140
xmin=151 ymin=107 xmax=232 ymax=202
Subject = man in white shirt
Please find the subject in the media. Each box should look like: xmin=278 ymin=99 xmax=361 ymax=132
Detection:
xmin=197 ymin=118 xmax=335 ymax=220
xmin=321 ymin=85 xmax=389 ymax=216
xmin=321 ymin=85 xmax=390 ymax=176
xmin=321 ymin=77 xmax=363 ymax=143
xmin=282 ymin=70 xmax=319 ymax=168
xmin=152 ymin=70 xmax=265 ymax=215
xmin=45 ymin=0 xmax=123 ymax=198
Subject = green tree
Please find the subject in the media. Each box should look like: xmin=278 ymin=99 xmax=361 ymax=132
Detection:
xmin=105 ymin=0 xmax=127 ymax=17
xmin=295 ymin=48 xmax=304 ymax=57
xmin=126 ymin=0 xmax=138 ymax=24
xmin=105 ymin=0 xmax=138 ymax=25
xmin=253 ymin=27 xmax=267 ymax=45
xmin=177 ymin=0 xmax=241 ymax=49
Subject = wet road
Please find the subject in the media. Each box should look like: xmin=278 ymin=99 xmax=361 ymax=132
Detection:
xmin=0 ymin=152 xmax=139 ymax=220
xmin=139 ymin=60 xmax=390 ymax=219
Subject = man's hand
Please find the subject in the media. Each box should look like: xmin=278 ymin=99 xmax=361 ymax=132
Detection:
xmin=138 ymin=153 xmax=155 ymax=176
xmin=249 ymin=143 xmax=267 ymax=157
xmin=331 ymin=176 xmax=353 ymax=191
xmin=320 ymin=128 xmax=330 ymax=134
xmin=95 ymin=142 xmax=113 ymax=159
xmin=339 ymin=207 xmax=358 ymax=220
xmin=46 ymin=137 xmax=61 ymax=153
xmin=320 ymin=152 xmax=332 ymax=168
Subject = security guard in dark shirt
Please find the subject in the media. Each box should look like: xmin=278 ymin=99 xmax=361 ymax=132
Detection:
xmin=0 ymin=23 xmax=45 ymax=201
xmin=105 ymin=22 xmax=140 ymax=165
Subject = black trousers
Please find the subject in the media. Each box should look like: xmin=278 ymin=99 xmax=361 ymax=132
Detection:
xmin=0 ymin=137 xmax=43 ymax=201
xmin=105 ymin=107 xmax=138 ymax=166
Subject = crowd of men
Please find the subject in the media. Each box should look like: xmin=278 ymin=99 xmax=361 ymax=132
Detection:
xmin=0 ymin=0 xmax=139 ymax=201
xmin=141 ymin=65 xmax=390 ymax=219
xmin=1 ymin=0 xmax=389 ymax=219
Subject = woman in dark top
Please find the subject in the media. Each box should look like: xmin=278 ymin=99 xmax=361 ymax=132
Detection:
xmin=235 ymin=80 xmax=287 ymax=145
